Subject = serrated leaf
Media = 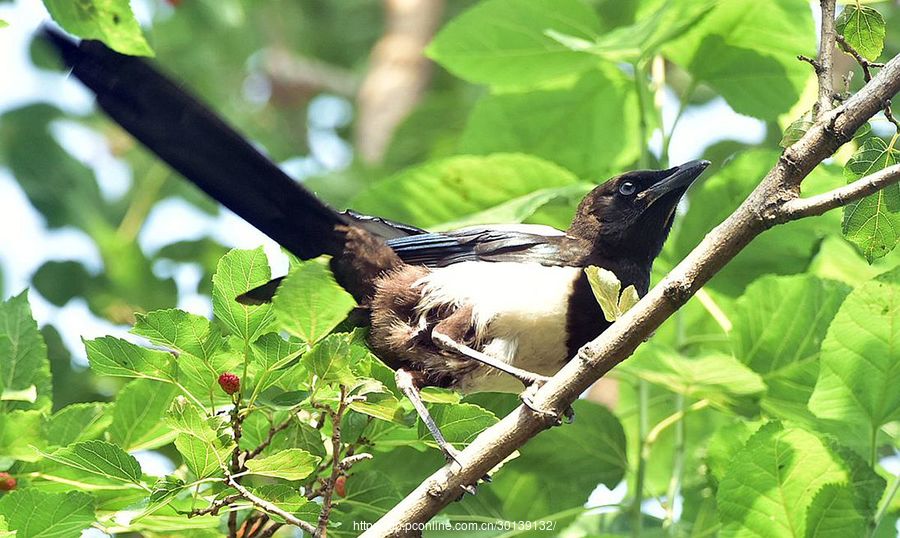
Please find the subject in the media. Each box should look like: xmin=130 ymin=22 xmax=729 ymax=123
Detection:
xmin=304 ymin=332 xmax=366 ymax=388
xmin=41 ymin=439 xmax=143 ymax=485
xmin=272 ymin=260 xmax=356 ymax=344
xmin=805 ymin=483 xmax=868 ymax=538
xmin=0 ymin=490 xmax=95 ymax=538
xmin=108 ymin=379 xmax=178 ymax=451
xmin=351 ymin=154 xmax=579 ymax=228
xmin=426 ymin=0 xmax=601 ymax=87
xmin=809 ymin=268 xmax=900 ymax=445
xmin=42 ymin=0 xmax=153 ymax=56
xmin=132 ymin=309 xmax=222 ymax=361
xmin=84 ymin=335 xmax=176 ymax=382
xmin=248 ymin=333 xmax=306 ymax=395
xmin=841 ymin=137 xmax=900 ymax=262
xmin=716 ymin=422 xmax=881 ymax=537
xmin=251 ymin=485 xmax=318 ymax=523
xmin=0 ymin=291 xmax=52 ymax=412
xmin=212 ymin=248 xmax=276 ymax=343
xmin=836 ymin=4 xmax=886 ymax=61
xmin=45 ymin=403 xmax=111 ymax=446
xmin=166 ymin=398 xmax=231 ymax=478
xmin=245 ymin=448 xmax=319 ymax=481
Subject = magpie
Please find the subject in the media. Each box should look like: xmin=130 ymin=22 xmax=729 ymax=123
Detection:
xmin=42 ymin=28 xmax=709 ymax=466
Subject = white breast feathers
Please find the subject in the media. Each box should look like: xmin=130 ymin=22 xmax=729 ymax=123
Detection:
xmin=414 ymin=261 xmax=582 ymax=392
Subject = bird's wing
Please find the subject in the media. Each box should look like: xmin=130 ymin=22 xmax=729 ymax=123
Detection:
xmin=385 ymin=224 xmax=583 ymax=267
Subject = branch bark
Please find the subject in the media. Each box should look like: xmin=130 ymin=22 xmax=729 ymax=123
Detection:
xmin=815 ymin=0 xmax=837 ymax=117
xmin=360 ymin=49 xmax=900 ymax=538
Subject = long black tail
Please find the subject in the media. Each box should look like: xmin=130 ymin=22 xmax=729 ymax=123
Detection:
xmin=41 ymin=26 xmax=348 ymax=260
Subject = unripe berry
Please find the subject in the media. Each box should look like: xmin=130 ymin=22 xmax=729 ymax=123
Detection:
xmin=218 ymin=372 xmax=240 ymax=395
xmin=335 ymin=475 xmax=347 ymax=497
xmin=0 ymin=473 xmax=16 ymax=491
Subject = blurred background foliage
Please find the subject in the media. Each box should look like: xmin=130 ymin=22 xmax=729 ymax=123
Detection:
xmin=0 ymin=0 xmax=899 ymax=536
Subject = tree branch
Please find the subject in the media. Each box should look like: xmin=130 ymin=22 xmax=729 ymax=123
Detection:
xmin=225 ymin=475 xmax=318 ymax=535
xmin=780 ymin=164 xmax=900 ymax=219
xmin=360 ymin=49 xmax=900 ymax=538
xmin=815 ymin=0 xmax=837 ymax=117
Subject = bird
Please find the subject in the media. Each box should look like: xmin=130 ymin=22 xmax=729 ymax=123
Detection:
xmin=42 ymin=27 xmax=709 ymax=467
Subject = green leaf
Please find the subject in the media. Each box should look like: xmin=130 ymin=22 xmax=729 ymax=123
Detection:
xmin=0 ymin=409 xmax=46 ymax=464
xmin=418 ymin=403 xmax=498 ymax=448
xmin=331 ymin=471 xmax=403 ymax=536
xmin=781 ymin=109 xmax=814 ymax=148
xmin=836 ymin=4 xmax=886 ymax=61
xmin=664 ymin=0 xmax=815 ymax=119
xmin=0 ymin=291 xmax=52 ymax=412
xmin=244 ymin=448 xmax=320 ymax=481
xmin=212 ymin=248 xmax=276 ymax=343
xmin=41 ymin=439 xmax=143 ymax=485
xmin=568 ymin=0 xmax=716 ymax=62
xmin=248 ymin=333 xmax=306 ymax=394
xmin=304 ymin=332 xmax=367 ymax=388
xmin=251 ymin=485 xmax=317 ymax=523
xmin=42 ymin=0 xmax=153 ymax=56
xmin=349 ymin=391 xmax=408 ymax=425
xmin=841 ymin=137 xmax=900 ymax=262
xmin=84 ymin=335 xmax=176 ymax=382
xmin=166 ymin=398 xmax=231 ymax=478
xmin=0 ymin=490 xmax=95 ymax=538
xmin=45 ymin=402 xmax=111 ymax=447
xmin=108 ymin=379 xmax=178 ymax=451
xmin=585 ymin=265 xmax=640 ymax=322
xmin=0 ymin=20 xmax=7 ymax=29
xmin=732 ymin=275 xmax=850 ymax=421
xmin=621 ymin=345 xmax=765 ymax=413
xmin=460 ymin=70 xmax=640 ymax=180
xmin=145 ymin=476 xmax=186 ymax=514
xmin=805 ymin=483 xmax=868 ymax=538
xmin=706 ymin=421 xmax=760 ymax=483
xmin=272 ymin=260 xmax=356 ymax=344
xmin=435 ymin=183 xmax=593 ymax=231
xmin=426 ymin=0 xmax=602 ymax=87
xmin=809 ymin=269 xmax=900 ymax=443
xmin=351 ymin=154 xmax=579 ymax=228
xmin=717 ymin=422 xmax=882 ymax=537
xmin=132 ymin=309 xmax=223 ymax=361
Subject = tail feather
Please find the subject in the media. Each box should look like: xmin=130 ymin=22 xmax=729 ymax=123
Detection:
xmin=41 ymin=26 xmax=347 ymax=260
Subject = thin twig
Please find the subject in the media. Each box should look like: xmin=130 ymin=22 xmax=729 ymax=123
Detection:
xmin=815 ymin=0 xmax=837 ymax=117
xmin=316 ymin=385 xmax=350 ymax=538
xmin=225 ymin=475 xmax=318 ymax=535
xmin=228 ymin=399 xmax=245 ymax=538
xmin=245 ymin=416 xmax=294 ymax=461
xmin=258 ymin=522 xmax=284 ymax=538
xmin=779 ymin=164 xmax=900 ymax=219
xmin=187 ymin=493 xmax=243 ymax=517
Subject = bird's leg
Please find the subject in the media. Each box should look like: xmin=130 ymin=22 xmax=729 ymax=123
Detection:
xmin=394 ymin=369 xmax=478 ymax=495
xmin=431 ymin=331 xmax=573 ymax=425
xmin=431 ymin=331 xmax=551 ymax=388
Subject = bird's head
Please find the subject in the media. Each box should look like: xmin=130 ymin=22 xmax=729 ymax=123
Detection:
xmin=569 ymin=160 xmax=710 ymax=262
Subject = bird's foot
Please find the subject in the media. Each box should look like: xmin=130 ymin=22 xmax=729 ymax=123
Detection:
xmin=520 ymin=383 xmax=575 ymax=426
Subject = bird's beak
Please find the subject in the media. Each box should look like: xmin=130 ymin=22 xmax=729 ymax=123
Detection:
xmin=639 ymin=160 xmax=710 ymax=206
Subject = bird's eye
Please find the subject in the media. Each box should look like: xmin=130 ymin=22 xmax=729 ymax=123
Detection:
xmin=618 ymin=181 xmax=636 ymax=196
